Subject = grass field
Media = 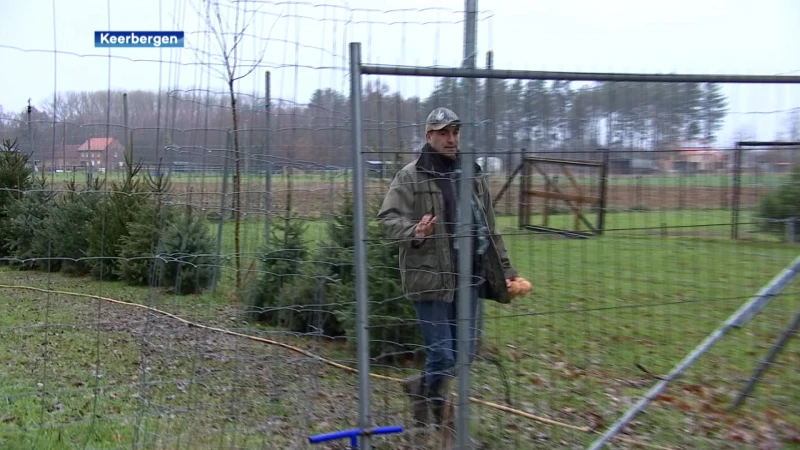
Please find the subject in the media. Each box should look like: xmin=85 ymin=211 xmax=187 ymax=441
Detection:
xmin=47 ymin=169 xmax=790 ymax=188
xmin=1 ymin=210 xmax=799 ymax=449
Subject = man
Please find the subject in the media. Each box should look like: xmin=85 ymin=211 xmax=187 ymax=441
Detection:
xmin=377 ymin=107 xmax=518 ymax=431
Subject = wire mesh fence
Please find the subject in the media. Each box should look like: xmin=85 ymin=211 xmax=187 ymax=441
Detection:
xmin=1 ymin=1 xmax=800 ymax=449
xmin=349 ymin=53 xmax=800 ymax=448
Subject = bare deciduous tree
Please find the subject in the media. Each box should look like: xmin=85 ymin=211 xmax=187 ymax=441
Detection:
xmin=192 ymin=0 xmax=275 ymax=295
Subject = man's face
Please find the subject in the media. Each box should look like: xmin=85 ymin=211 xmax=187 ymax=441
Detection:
xmin=426 ymin=125 xmax=460 ymax=159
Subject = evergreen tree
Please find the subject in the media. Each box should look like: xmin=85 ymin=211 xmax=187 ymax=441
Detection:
xmin=700 ymin=83 xmax=728 ymax=141
xmin=116 ymin=159 xmax=174 ymax=287
xmin=275 ymin=192 xmax=356 ymax=336
xmin=0 ymin=138 xmax=34 ymax=261
xmin=116 ymin=200 xmax=172 ymax=286
xmin=757 ymin=164 xmax=800 ymax=234
xmin=332 ymin=198 xmax=421 ymax=363
xmin=245 ymin=213 xmax=309 ymax=324
xmin=31 ymin=177 xmax=103 ymax=276
xmin=2 ymin=174 xmax=56 ymax=270
xmin=85 ymin=149 xmax=151 ymax=280
xmin=159 ymin=205 xmax=216 ymax=295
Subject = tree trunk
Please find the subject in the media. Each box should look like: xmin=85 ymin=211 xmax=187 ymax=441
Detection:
xmin=229 ymin=82 xmax=242 ymax=295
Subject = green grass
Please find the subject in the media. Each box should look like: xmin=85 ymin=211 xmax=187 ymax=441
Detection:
xmin=513 ymin=208 xmax=783 ymax=240
xmin=44 ymin=171 xmax=350 ymax=186
xmin=1 ymin=212 xmax=799 ymax=449
xmin=44 ymin=169 xmax=791 ymax=189
xmin=485 ymin=171 xmax=790 ymax=189
xmin=593 ymin=172 xmax=788 ymax=188
xmin=469 ymin=234 xmax=800 ymax=448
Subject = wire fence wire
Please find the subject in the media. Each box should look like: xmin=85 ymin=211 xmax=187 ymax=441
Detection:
xmin=1 ymin=1 xmax=800 ymax=450
xmin=349 ymin=44 xmax=800 ymax=449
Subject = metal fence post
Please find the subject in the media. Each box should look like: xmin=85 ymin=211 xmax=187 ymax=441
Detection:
xmin=477 ymin=49 xmax=494 ymax=350
xmin=349 ymin=41 xmax=372 ymax=450
xmin=211 ymin=131 xmax=231 ymax=293
xmin=456 ymin=1 xmax=478 ymax=447
xmin=731 ymin=143 xmax=743 ymax=240
xmin=123 ymin=93 xmax=130 ymax=159
xmin=264 ymin=71 xmax=272 ymax=245
xmin=596 ymin=148 xmax=610 ymax=235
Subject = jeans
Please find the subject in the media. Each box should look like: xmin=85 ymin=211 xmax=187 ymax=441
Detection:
xmin=414 ymin=286 xmax=480 ymax=392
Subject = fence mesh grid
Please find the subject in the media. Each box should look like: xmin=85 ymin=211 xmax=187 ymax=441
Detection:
xmin=1 ymin=1 xmax=799 ymax=449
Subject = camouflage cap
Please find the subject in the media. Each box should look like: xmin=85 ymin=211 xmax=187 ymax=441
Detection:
xmin=425 ymin=107 xmax=460 ymax=133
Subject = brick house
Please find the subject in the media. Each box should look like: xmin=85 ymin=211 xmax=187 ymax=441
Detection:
xmin=660 ymin=139 xmax=728 ymax=173
xmin=76 ymin=137 xmax=125 ymax=171
xmin=40 ymin=144 xmax=82 ymax=171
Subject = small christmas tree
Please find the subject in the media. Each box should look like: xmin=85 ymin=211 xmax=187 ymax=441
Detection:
xmin=85 ymin=148 xmax=151 ymax=280
xmin=2 ymin=174 xmax=56 ymax=270
xmin=159 ymin=205 xmax=215 ymax=295
xmin=0 ymin=138 xmax=34 ymax=261
xmin=245 ymin=212 xmax=309 ymax=323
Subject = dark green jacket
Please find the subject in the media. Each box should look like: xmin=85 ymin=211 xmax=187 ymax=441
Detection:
xmin=377 ymin=153 xmax=517 ymax=304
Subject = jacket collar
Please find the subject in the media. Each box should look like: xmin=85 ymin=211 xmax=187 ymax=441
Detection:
xmin=415 ymin=143 xmax=483 ymax=176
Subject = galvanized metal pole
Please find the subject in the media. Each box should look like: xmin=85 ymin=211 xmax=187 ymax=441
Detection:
xmin=123 ymin=93 xmax=130 ymax=158
xmin=731 ymin=143 xmax=743 ymax=240
xmin=588 ymin=254 xmax=800 ymax=450
xmin=456 ymin=1 xmax=478 ymax=448
xmin=264 ymin=71 xmax=272 ymax=245
xmin=349 ymin=42 xmax=372 ymax=450
xmin=27 ymin=99 xmax=33 ymax=168
xmin=359 ymin=65 xmax=800 ymax=84
xmin=477 ymin=50 xmax=494 ymax=348
xmin=211 ymin=131 xmax=231 ymax=294
xmin=732 ymin=307 xmax=800 ymax=408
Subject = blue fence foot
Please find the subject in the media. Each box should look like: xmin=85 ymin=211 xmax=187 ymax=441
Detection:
xmin=308 ymin=425 xmax=404 ymax=449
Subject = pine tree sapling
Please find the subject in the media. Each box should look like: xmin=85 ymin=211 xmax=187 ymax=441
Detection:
xmin=2 ymin=174 xmax=56 ymax=270
xmin=282 ymin=192 xmax=356 ymax=336
xmin=757 ymin=164 xmax=800 ymax=234
xmin=0 ymin=138 xmax=34 ymax=260
xmin=117 ymin=201 xmax=173 ymax=287
xmin=267 ymin=253 xmax=343 ymax=336
xmin=335 ymin=199 xmax=420 ymax=362
xmin=245 ymin=213 xmax=308 ymax=323
xmin=160 ymin=206 xmax=215 ymax=295
xmin=35 ymin=178 xmax=103 ymax=276
xmin=86 ymin=151 xmax=151 ymax=280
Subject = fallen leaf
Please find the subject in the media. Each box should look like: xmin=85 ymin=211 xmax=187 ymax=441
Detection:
xmin=655 ymin=394 xmax=674 ymax=403
xmin=675 ymin=400 xmax=693 ymax=411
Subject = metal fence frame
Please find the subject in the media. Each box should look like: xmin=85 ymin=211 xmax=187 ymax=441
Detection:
xmin=732 ymin=141 xmax=800 ymax=239
xmin=348 ymin=40 xmax=800 ymax=449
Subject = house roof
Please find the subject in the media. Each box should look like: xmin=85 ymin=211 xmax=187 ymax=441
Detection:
xmin=77 ymin=137 xmax=120 ymax=151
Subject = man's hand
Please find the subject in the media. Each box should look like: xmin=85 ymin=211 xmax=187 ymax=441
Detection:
xmin=414 ymin=214 xmax=436 ymax=239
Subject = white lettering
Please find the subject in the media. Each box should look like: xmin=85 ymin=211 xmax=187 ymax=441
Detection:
xmin=97 ymin=32 xmax=181 ymax=47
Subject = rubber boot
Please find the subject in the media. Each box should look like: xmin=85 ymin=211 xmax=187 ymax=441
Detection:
xmin=428 ymin=376 xmax=455 ymax=448
xmin=401 ymin=373 xmax=429 ymax=428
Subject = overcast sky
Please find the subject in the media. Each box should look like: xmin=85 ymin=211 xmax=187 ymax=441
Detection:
xmin=1 ymin=0 xmax=799 ymax=146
